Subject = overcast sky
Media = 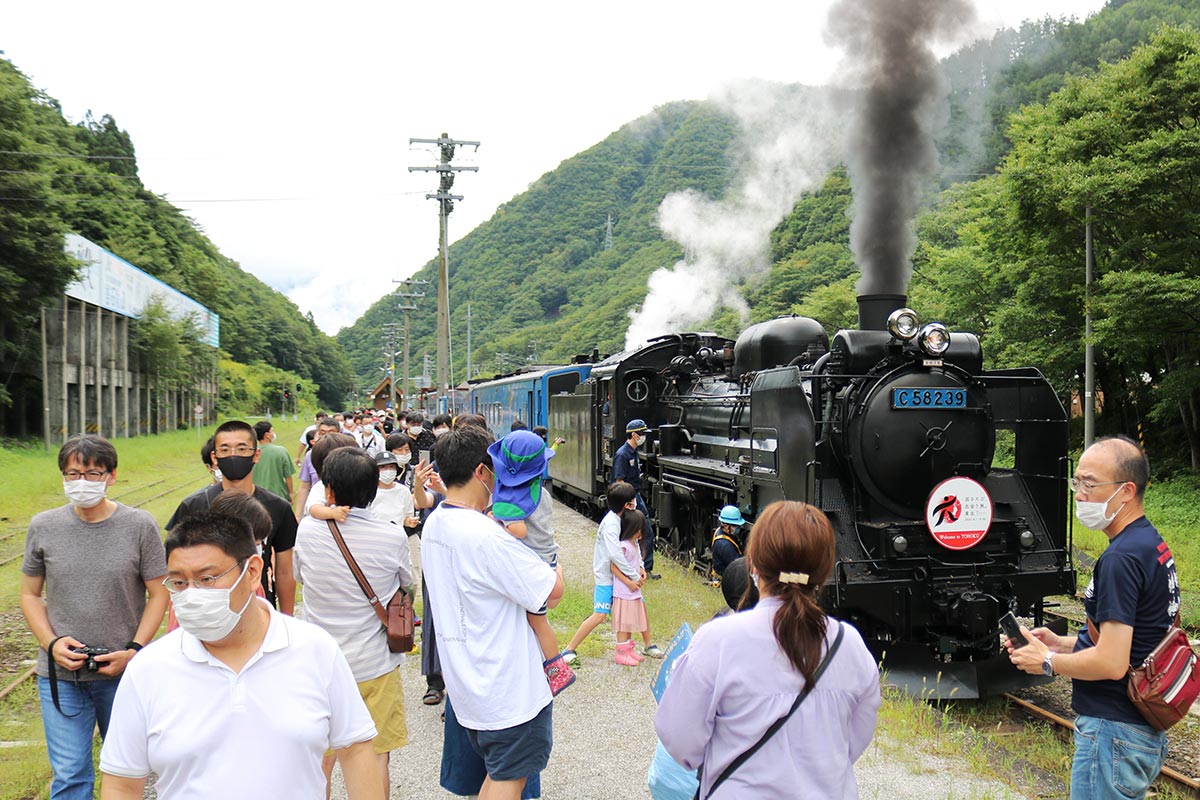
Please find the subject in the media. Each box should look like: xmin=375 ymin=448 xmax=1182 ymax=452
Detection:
xmin=6 ymin=0 xmax=1108 ymax=335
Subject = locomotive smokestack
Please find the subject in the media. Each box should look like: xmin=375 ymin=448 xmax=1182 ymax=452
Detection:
xmin=857 ymin=294 xmax=906 ymax=332
xmin=827 ymin=0 xmax=974 ymax=321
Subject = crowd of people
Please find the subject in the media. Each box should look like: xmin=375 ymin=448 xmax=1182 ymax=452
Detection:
xmin=18 ymin=407 xmax=1179 ymax=798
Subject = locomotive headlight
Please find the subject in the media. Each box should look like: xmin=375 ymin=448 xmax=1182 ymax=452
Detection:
xmin=1019 ymin=530 xmax=1036 ymax=549
xmin=892 ymin=535 xmax=909 ymax=554
xmin=887 ymin=308 xmax=920 ymax=340
xmin=917 ymin=322 xmax=951 ymax=356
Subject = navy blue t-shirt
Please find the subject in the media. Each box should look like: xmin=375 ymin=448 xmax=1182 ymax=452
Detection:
xmin=1072 ymin=516 xmax=1180 ymax=724
xmin=612 ymin=441 xmax=641 ymax=489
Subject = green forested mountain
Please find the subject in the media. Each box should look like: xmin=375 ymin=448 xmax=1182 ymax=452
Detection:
xmin=339 ymin=0 xmax=1198 ymax=470
xmin=0 ymin=59 xmax=354 ymax=410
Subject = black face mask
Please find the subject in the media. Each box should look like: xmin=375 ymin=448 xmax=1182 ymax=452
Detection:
xmin=216 ymin=455 xmax=255 ymax=481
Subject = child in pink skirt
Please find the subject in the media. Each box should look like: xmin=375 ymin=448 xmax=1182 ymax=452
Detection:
xmin=611 ymin=510 xmax=658 ymax=665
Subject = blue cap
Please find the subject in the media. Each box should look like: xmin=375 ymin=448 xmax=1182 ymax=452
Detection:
xmin=487 ymin=430 xmax=551 ymax=487
xmin=719 ymin=505 xmax=745 ymax=526
xmin=626 ymin=419 xmax=649 ymax=433
xmin=492 ymin=477 xmax=543 ymax=521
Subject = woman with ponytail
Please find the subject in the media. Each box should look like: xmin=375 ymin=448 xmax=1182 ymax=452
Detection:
xmin=654 ymin=501 xmax=880 ymax=799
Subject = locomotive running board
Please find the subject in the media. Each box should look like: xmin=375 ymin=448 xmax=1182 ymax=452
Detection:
xmin=880 ymin=644 xmax=1053 ymax=700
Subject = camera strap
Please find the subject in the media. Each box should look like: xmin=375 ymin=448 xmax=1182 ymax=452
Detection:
xmin=45 ymin=636 xmax=81 ymax=718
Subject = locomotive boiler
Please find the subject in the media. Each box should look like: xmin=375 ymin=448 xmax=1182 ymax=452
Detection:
xmin=548 ymin=294 xmax=1075 ymax=697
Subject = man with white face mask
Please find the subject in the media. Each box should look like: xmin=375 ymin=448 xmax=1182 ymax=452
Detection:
xmin=20 ymin=435 xmax=169 ymax=800
xmin=1007 ymin=435 xmax=1175 ymax=800
xmin=367 ymin=451 xmax=418 ymax=534
xmin=99 ymin=511 xmax=383 ymax=800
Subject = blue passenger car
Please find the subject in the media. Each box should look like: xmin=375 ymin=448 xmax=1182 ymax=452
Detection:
xmin=468 ymin=364 xmax=592 ymax=437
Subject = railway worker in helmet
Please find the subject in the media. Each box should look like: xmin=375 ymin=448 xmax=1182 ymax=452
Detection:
xmin=1007 ymin=435 xmax=1175 ymax=800
xmin=711 ymin=506 xmax=747 ymax=579
xmin=612 ymin=419 xmax=659 ymax=579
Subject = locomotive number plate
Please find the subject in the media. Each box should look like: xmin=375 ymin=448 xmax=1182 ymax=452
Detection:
xmin=892 ymin=387 xmax=967 ymax=409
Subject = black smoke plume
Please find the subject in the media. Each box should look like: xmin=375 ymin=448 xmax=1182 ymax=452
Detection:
xmin=827 ymin=0 xmax=975 ymax=296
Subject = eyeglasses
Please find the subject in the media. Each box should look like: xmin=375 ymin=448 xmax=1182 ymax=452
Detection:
xmin=214 ymin=446 xmax=255 ymax=457
xmin=1069 ymin=478 xmax=1126 ymax=495
xmin=63 ymin=470 xmax=109 ymax=481
xmin=163 ymin=561 xmax=244 ymax=594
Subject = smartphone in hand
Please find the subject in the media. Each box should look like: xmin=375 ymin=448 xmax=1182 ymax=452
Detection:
xmin=420 ymin=449 xmax=432 ymax=465
xmin=1000 ymin=611 xmax=1029 ymax=648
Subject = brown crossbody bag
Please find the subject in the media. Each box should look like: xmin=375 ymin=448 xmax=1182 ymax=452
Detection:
xmin=327 ymin=520 xmax=414 ymax=653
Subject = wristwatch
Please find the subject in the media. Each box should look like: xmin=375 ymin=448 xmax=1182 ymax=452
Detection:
xmin=1041 ymin=652 xmax=1055 ymax=676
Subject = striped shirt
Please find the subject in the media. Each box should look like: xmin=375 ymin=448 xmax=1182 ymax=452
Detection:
xmin=295 ymin=509 xmax=413 ymax=681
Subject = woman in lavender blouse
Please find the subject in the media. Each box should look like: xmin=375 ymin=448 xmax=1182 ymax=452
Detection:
xmin=654 ymin=501 xmax=881 ymax=799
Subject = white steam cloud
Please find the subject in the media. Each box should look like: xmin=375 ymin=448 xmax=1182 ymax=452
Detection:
xmin=624 ymin=81 xmax=842 ymax=350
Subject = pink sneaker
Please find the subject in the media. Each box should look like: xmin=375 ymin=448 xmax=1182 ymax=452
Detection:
xmin=544 ymin=653 xmax=576 ymax=696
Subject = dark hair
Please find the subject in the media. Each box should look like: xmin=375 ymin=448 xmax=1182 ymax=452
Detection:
xmin=353 ymin=413 xmax=365 ymax=423
xmin=210 ymin=490 xmax=272 ymax=544
xmin=606 ymin=482 xmax=637 ymax=513
xmin=315 ymin=411 xmax=328 ymax=420
xmin=310 ymin=433 xmax=356 ymax=478
xmin=166 ymin=510 xmax=257 ymax=561
xmin=58 ymin=434 xmax=118 ymax=473
xmin=453 ymin=414 xmax=488 ymax=430
xmin=533 ymin=426 xmax=549 ymax=441
xmin=510 ymin=419 xmax=528 ymax=431
xmin=201 ymin=436 xmax=216 ymax=468
xmin=317 ymin=418 xmax=341 ymax=433
xmin=747 ymin=501 xmax=836 ymax=686
xmin=385 ymin=433 xmax=411 ymax=452
xmin=406 ymin=412 xmax=424 ymax=425
xmin=304 ymin=429 xmax=317 ymax=446
xmin=322 ymin=448 xmax=379 ymax=508
xmin=432 ymin=414 xmax=452 ymax=429
xmin=722 ymin=557 xmax=758 ymax=611
xmin=214 ymin=420 xmax=257 ymax=450
xmin=433 ymin=426 xmax=495 ymax=487
xmin=253 ymin=420 xmax=273 ymax=441
xmin=1095 ymin=434 xmax=1151 ymax=498
xmin=620 ymin=510 xmax=644 ymax=541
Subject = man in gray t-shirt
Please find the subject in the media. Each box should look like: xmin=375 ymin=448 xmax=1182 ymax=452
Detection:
xmin=20 ymin=434 xmax=168 ymax=800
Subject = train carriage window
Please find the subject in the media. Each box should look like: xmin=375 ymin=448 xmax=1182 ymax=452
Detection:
xmin=547 ymin=372 xmax=580 ymax=396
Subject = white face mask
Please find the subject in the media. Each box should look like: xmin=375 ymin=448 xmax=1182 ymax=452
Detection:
xmin=379 ymin=469 xmax=398 ymax=485
xmin=434 ymin=427 xmax=449 ymax=437
xmin=212 ymin=468 xmax=223 ymax=484
xmin=63 ymin=478 xmax=108 ymax=509
xmin=409 ymin=426 xmax=424 ymax=436
xmin=173 ymin=561 xmax=254 ymax=642
xmin=396 ymin=453 xmax=412 ymax=466
xmin=1075 ymin=485 xmax=1128 ymax=531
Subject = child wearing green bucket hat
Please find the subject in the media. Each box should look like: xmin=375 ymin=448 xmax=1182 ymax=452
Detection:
xmin=487 ymin=430 xmax=575 ymax=696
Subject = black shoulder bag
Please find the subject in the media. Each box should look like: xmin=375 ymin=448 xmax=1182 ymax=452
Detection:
xmin=695 ymin=622 xmax=846 ymax=799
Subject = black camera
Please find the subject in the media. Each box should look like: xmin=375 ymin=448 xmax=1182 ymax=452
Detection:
xmin=70 ymin=645 xmax=112 ymax=671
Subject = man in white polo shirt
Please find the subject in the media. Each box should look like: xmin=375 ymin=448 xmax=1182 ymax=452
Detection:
xmin=295 ymin=447 xmax=414 ymax=797
xmin=98 ymin=511 xmax=382 ymax=800
xmin=422 ymin=426 xmax=565 ymax=800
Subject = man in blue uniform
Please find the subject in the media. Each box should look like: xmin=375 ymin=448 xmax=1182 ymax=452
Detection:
xmin=1008 ymin=435 xmax=1175 ymax=799
xmin=612 ymin=419 xmax=659 ymax=578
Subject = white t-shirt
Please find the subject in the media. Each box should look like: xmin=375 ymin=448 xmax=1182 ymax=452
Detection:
xmin=368 ymin=483 xmax=414 ymax=527
xmin=305 ymin=480 xmax=325 ymax=515
xmin=593 ymin=510 xmax=639 ymax=585
xmin=422 ymin=504 xmax=557 ymax=731
xmin=99 ymin=605 xmax=375 ymax=799
xmin=295 ymin=509 xmax=413 ymax=682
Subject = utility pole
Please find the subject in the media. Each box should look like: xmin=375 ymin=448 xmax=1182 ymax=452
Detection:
xmin=381 ymin=323 xmax=403 ymax=412
xmin=1084 ymin=206 xmax=1095 ymax=449
xmin=410 ymin=133 xmax=480 ymax=400
xmin=392 ymin=278 xmax=427 ymax=410
xmin=466 ymin=303 xmax=472 ymax=383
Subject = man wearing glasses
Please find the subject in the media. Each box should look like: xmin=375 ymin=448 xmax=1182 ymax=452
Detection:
xmin=99 ymin=511 xmax=384 ymax=799
xmin=1007 ymin=435 xmax=1176 ymax=799
xmin=168 ymin=420 xmax=298 ymax=614
xmin=20 ymin=435 xmax=169 ymax=800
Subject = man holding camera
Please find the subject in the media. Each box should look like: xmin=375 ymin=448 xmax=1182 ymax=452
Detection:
xmin=20 ymin=434 xmax=169 ymax=800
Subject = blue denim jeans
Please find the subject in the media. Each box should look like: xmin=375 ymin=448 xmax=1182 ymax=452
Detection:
xmin=38 ymin=675 xmax=121 ymax=800
xmin=1071 ymin=714 xmax=1167 ymax=800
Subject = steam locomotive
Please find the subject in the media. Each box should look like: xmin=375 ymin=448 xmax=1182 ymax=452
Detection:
xmin=546 ymin=294 xmax=1076 ymax=697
